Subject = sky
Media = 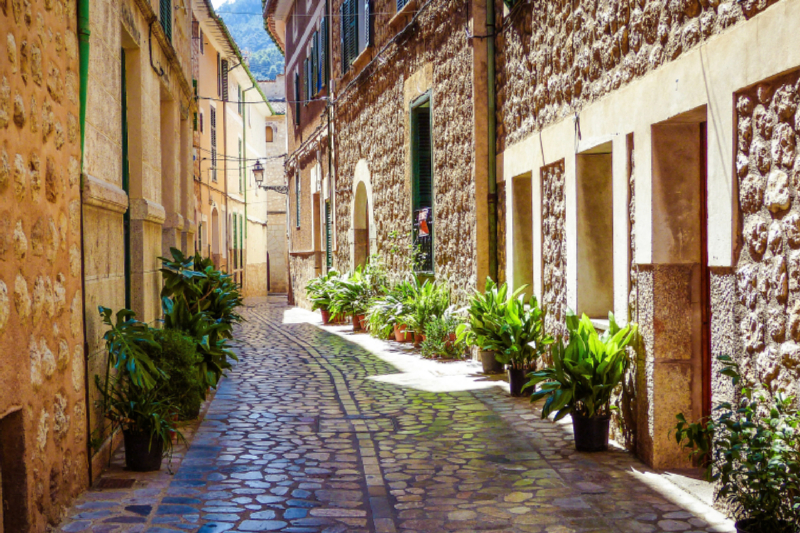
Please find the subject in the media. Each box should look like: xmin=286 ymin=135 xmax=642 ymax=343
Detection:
xmin=211 ymin=0 xmax=228 ymax=8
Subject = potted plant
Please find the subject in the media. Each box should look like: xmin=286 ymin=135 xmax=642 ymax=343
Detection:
xmin=95 ymin=307 xmax=182 ymax=471
xmin=421 ymin=315 xmax=465 ymax=360
xmin=457 ymin=279 xmax=517 ymax=375
xmin=368 ymin=280 xmax=414 ymax=340
xmin=526 ymin=311 xmax=637 ymax=451
xmin=306 ymin=269 xmax=342 ymax=324
xmin=406 ymin=278 xmax=450 ymax=347
xmin=673 ymin=356 xmax=800 ymax=533
xmin=329 ymin=270 xmax=371 ymax=332
xmin=491 ymin=295 xmax=552 ymax=396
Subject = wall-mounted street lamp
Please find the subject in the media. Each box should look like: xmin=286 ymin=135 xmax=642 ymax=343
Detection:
xmin=253 ymin=159 xmax=288 ymax=195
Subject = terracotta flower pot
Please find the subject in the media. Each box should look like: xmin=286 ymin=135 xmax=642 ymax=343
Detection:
xmin=320 ymin=308 xmax=331 ymax=324
xmin=394 ymin=324 xmax=406 ymax=342
xmin=414 ymin=333 xmax=425 ymax=347
xmin=353 ymin=314 xmax=366 ymax=331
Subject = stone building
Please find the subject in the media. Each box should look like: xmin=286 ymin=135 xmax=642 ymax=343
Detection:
xmin=192 ymin=0 xmax=278 ymax=297
xmin=264 ymin=0 xmax=333 ymax=308
xmin=265 ymin=0 xmax=800 ymax=471
xmin=80 ymin=0 xmax=196 ymax=483
xmin=258 ymin=76 xmax=289 ymax=294
xmin=495 ymin=0 xmax=800 ymax=468
xmin=0 ymin=0 xmax=88 ymax=529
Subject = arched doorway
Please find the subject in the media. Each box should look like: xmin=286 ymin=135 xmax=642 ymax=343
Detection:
xmin=353 ymin=181 xmax=369 ymax=269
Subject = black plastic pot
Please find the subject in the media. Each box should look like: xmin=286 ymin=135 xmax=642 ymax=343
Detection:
xmin=123 ymin=430 xmax=164 ymax=472
xmin=508 ymin=368 xmax=531 ymax=397
xmin=735 ymin=519 xmax=796 ymax=533
xmin=480 ymin=350 xmax=502 ymax=374
xmin=571 ymin=412 xmax=610 ymax=452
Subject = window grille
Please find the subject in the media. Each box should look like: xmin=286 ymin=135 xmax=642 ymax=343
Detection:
xmin=411 ymin=97 xmax=433 ymax=272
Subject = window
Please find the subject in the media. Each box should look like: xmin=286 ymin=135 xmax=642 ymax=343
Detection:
xmin=304 ymin=57 xmax=310 ymax=103
xmin=397 ymin=0 xmax=409 ymax=10
xmin=210 ymin=106 xmax=217 ymax=181
xmin=221 ymin=60 xmax=229 ymax=101
xmin=160 ymin=0 xmax=172 ymax=42
xmin=216 ymin=53 xmax=221 ymax=96
xmin=340 ymin=0 xmax=372 ymax=74
xmin=411 ymin=94 xmax=433 ymax=272
xmin=320 ymin=17 xmax=328 ymax=89
xmin=294 ymin=71 xmax=301 ymax=125
xmin=200 ymin=110 xmax=204 ymax=133
xmin=295 ymin=174 xmax=301 ymax=227
xmin=266 ymin=126 xmax=273 ymax=143
xmin=200 ymin=28 xmax=204 ymax=54
xmin=237 ymin=85 xmax=243 ymax=115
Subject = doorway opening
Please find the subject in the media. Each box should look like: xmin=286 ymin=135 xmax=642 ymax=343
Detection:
xmin=651 ymin=107 xmax=710 ymax=430
xmin=353 ymin=181 xmax=369 ymax=269
xmin=0 ymin=409 xmax=28 ymax=533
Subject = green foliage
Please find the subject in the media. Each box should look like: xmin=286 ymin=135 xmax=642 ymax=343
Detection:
xmin=95 ymin=307 xmax=182 ymax=459
xmin=457 ymin=279 xmax=552 ymax=370
xmin=401 ymin=277 xmax=450 ymax=334
xmin=94 ymin=373 xmax=181 ymax=457
xmin=457 ymin=278 xmax=551 ymax=369
xmin=306 ymin=269 xmax=342 ymax=312
xmin=98 ymin=307 xmax=164 ymax=390
xmin=142 ymin=329 xmax=204 ymax=421
xmin=420 ymin=314 xmax=464 ymax=359
xmin=527 ymin=311 xmax=638 ymax=420
xmin=673 ymin=357 xmax=800 ymax=529
xmin=215 ymin=0 xmax=284 ymax=79
xmin=328 ymin=259 xmax=390 ymax=318
xmin=159 ymin=248 xmax=242 ymax=390
xmin=366 ymin=279 xmax=417 ymax=338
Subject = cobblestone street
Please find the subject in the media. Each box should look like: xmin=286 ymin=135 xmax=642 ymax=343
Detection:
xmin=58 ymin=298 xmax=735 ymax=533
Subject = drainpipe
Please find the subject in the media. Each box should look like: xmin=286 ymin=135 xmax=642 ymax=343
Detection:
xmin=487 ymin=0 xmax=498 ymax=282
xmin=77 ymin=0 xmax=93 ymax=484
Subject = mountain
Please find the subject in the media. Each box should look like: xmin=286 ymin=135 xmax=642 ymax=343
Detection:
xmin=215 ymin=0 xmax=284 ymax=81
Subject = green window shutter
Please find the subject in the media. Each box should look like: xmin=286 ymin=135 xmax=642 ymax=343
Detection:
xmin=325 ymin=200 xmax=332 ymax=268
xmin=348 ymin=0 xmax=358 ymax=65
xmin=412 ymin=104 xmax=432 ymax=211
xmin=311 ymin=32 xmax=317 ymax=95
xmin=339 ymin=3 xmax=346 ymax=74
xmin=303 ymin=58 xmax=309 ymax=103
xmin=160 ymin=0 xmax=172 ymax=42
xmin=321 ymin=17 xmax=328 ymax=88
xmin=294 ymin=72 xmax=301 ymax=125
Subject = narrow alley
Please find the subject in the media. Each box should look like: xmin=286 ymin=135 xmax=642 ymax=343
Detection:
xmin=58 ymin=298 xmax=733 ymax=533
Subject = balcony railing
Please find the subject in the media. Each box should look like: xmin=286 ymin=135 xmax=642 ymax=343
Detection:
xmin=413 ymin=207 xmax=433 ymax=273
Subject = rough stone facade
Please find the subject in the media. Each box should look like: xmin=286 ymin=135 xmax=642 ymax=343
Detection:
xmin=734 ymin=71 xmax=800 ymax=395
xmin=541 ymin=160 xmax=567 ymax=342
xmin=495 ymin=0 xmax=783 ymax=153
xmin=332 ymin=0 xmax=478 ymax=304
xmin=0 ymin=0 xmax=88 ymax=529
xmin=497 ymin=182 xmax=507 ymax=286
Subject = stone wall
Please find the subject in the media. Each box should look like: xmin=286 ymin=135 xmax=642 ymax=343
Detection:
xmin=0 ymin=0 xmax=88 ymax=529
xmin=332 ymin=0 xmax=477 ymax=304
xmin=289 ymin=253 xmax=319 ymax=309
xmin=541 ymin=160 xmax=567 ymax=342
xmin=497 ymin=181 xmax=507 ymax=286
xmin=495 ymin=0 xmax=783 ymax=152
xmin=734 ymin=70 xmax=800 ymax=395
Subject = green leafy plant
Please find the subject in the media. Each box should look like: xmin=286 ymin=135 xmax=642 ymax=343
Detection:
xmin=403 ymin=277 xmax=450 ymax=334
xmin=94 ymin=373 xmax=182 ymax=458
xmin=328 ymin=268 xmax=372 ymax=317
xmin=420 ymin=315 xmax=464 ymax=359
xmin=159 ymin=248 xmax=242 ymax=390
xmin=457 ymin=280 xmax=552 ymax=370
xmin=141 ymin=329 xmax=204 ymax=420
xmin=673 ymin=356 xmax=800 ymax=532
xmin=98 ymin=307 xmax=163 ymax=390
xmin=306 ymin=269 xmax=342 ymax=312
xmin=526 ymin=311 xmax=638 ymax=420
